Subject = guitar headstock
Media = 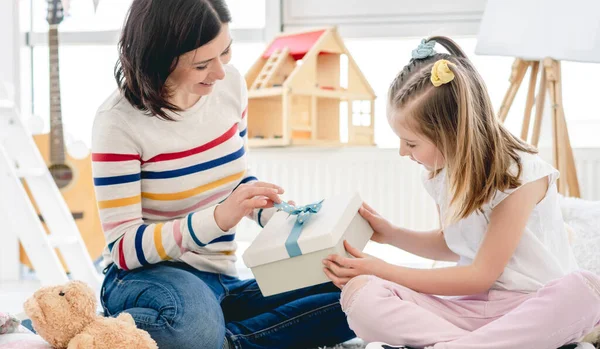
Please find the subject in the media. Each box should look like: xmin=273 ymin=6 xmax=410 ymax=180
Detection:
xmin=46 ymin=0 xmax=65 ymax=26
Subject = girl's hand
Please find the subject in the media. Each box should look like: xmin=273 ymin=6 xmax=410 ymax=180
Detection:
xmin=322 ymin=240 xmax=387 ymax=289
xmin=214 ymin=181 xmax=283 ymax=231
xmin=359 ymin=202 xmax=396 ymax=244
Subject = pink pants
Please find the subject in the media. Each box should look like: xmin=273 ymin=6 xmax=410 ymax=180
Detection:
xmin=340 ymin=270 xmax=600 ymax=349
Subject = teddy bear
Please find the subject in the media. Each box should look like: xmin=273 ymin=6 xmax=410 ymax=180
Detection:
xmin=24 ymin=280 xmax=157 ymax=349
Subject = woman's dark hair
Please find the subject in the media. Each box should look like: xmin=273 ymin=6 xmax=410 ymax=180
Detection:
xmin=115 ymin=0 xmax=231 ymax=120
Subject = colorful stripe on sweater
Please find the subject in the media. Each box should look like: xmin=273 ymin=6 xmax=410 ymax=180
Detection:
xmin=93 ymin=92 xmax=256 ymax=273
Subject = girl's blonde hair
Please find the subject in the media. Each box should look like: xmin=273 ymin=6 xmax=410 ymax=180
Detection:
xmin=388 ymin=36 xmax=537 ymax=224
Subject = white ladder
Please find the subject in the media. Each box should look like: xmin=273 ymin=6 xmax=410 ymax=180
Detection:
xmin=0 ymin=100 xmax=101 ymax=290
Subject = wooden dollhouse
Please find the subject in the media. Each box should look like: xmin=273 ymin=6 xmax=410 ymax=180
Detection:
xmin=245 ymin=27 xmax=376 ymax=147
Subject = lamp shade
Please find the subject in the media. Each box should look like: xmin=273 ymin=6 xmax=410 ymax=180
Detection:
xmin=475 ymin=0 xmax=600 ymax=63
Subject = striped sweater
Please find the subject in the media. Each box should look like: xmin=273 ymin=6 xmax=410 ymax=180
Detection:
xmin=92 ymin=64 xmax=275 ymax=275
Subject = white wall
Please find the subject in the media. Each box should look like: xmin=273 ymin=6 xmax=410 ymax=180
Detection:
xmin=0 ymin=0 xmax=20 ymax=108
xmin=283 ymin=0 xmax=487 ymax=37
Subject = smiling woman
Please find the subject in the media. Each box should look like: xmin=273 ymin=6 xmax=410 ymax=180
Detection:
xmin=92 ymin=1 xmax=355 ymax=348
xmin=114 ymin=0 xmax=233 ymax=119
xmin=165 ymin=32 xmax=233 ymax=110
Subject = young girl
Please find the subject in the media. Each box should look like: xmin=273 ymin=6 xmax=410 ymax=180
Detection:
xmin=323 ymin=36 xmax=600 ymax=349
xmin=93 ymin=0 xmax=354 ymax=348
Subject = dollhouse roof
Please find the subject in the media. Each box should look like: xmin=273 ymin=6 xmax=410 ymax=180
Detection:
xmin=246 ymin=27 xmax=376 ymax=99
xmin=262 ymin=29 xmax=327 ymax=60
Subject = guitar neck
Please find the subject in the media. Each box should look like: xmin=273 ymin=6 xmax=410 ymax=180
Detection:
xmin=49 ymin=26 xmax=65 ymax=165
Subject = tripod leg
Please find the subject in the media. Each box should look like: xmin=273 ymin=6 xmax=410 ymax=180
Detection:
xmin=498 ymin=59 xmax=529 ymax=122
xmin=555 ymin=61 xmax=581 ymax=197
xmin=545 ymin=59 xmax=566 ymax=195
xmin=531 ymin=65 xmax=547 ymax=148
xmin=522 ymin=61 xmax=539 ymax=141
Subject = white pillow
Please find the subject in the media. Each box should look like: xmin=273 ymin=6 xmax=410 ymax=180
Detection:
xmin=559 ymin=195 xmax=600 ymax=274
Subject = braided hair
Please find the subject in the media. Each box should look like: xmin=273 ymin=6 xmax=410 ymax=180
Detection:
xmin=387 ymin=36 xmax=537 ymax=224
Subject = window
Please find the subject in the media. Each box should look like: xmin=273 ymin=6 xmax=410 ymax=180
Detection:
xmin=29 ymin=45 xmax=119 ymax=145
xmin=28 ymin=42 xmax=266 ymax=148
xmin=339 ymin=53 xmax=348 ymax=89
xmin=29 ymin=0 xmax=131 ymax=32
xmin=29 ymin=0 xmax=266 ymax=32
xmin=22 ymin=0 xmax=269 ymax=148
xmin=352 ymin=100 xmax=372 ymax=127
xmin=227 ymin=0 xmax=266 ymax=29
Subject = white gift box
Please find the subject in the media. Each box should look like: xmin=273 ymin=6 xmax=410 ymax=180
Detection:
xmin=242 ymin=192 xmax=373 ymax=296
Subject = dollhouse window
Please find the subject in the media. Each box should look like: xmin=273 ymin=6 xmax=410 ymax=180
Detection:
xmin=352 ymin=100 xmax=371 ymax=127
xmin=340 ymin=101 xmax=349 ymax=143
xmin=340 ymin=54 xmax=349 ymax=89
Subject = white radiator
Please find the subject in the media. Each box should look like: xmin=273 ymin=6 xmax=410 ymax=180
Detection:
xmin=571 ymin=149 xmax=600 ymax=201
xmin=245 ymin=147 xmax=439 ymax=230
xmin=237 ymin=147 xmax=600 ymax=267
xmin=536 ymin=148 xmax=600 ymax=201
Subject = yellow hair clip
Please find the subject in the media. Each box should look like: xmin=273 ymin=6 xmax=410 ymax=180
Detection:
xmin=431 ymin=59 xmax=455 ymax=87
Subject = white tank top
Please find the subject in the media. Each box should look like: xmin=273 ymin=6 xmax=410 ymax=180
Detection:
xmin=422 ymin=151 xmax=578 ymax=292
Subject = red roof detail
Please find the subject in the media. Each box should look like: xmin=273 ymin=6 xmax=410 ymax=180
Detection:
xmin=262 ymin=30 xmax=327 ymax=60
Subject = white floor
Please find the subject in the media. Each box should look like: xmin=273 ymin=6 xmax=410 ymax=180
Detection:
xmin=0 ymin=279 xmax=41 ymax=315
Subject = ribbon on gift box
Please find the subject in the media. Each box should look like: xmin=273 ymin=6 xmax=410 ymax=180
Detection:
xmin=274 ymin=200 xmax=324 ymax=257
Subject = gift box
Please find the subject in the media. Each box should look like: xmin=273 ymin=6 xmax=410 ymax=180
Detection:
xmin=242 ymin=192 xmax=373 ymax=296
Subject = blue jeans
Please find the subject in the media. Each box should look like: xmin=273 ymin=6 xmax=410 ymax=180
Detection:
xmin=101 ymin=262 xmax=355 ymax=349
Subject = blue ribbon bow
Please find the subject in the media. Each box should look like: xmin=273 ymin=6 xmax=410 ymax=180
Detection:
xmin=274 ymin=200 xmax=324 ymax=257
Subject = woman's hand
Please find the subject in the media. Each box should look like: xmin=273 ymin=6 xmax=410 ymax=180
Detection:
xmin=214 ymin=181 xmax=283 ymax=231
xmin=359 ymin=202 xmax=397 ymax=244
xmin=322 ymin=240 xmax=387 ymax=289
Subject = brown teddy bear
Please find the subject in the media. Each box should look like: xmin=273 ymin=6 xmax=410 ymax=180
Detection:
xmin=24 ymin=280 xmax=157 ymax=349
